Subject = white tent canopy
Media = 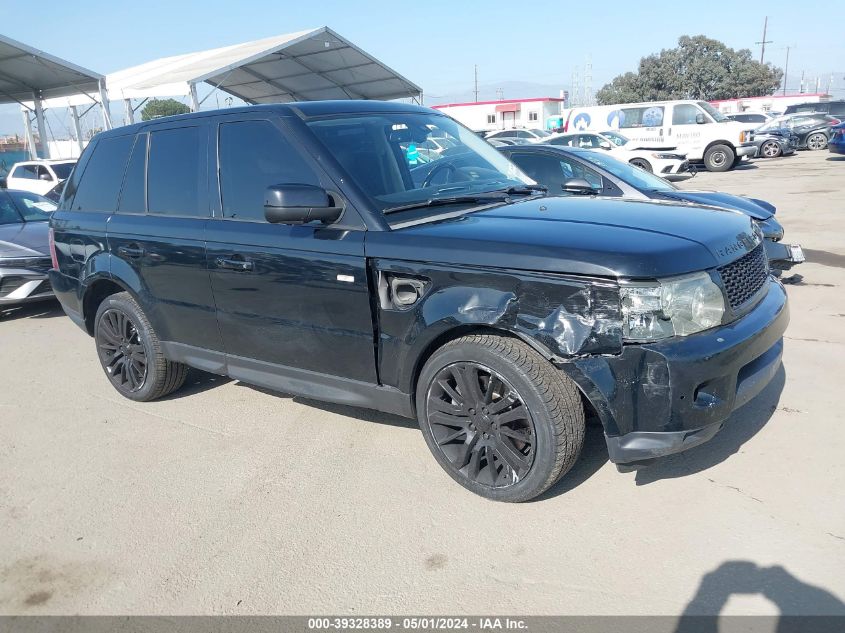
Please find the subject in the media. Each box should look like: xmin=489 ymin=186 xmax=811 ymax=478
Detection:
xmin=108 ymin=27 xmax=422 ymax=110
xmin=0 ymin=33 xmax=111 ymax=158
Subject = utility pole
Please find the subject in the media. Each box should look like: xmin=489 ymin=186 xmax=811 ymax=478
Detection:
xmin=474 ymin=65 xmax=479 ymax=102
xmin=584 ymin=55 xmax=593 ymax=106
xmin=756 ymin=16 xmax=773 ymax=63
xmin=782 ymin=46 xmax=791 ymax=95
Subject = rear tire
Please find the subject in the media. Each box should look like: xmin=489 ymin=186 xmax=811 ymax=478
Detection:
xmin=806 ymin=133 xmax=828 ymax=150
xmin=94 ymin=292 xmax=187 ymax=402
xmin=416 ymin=334 xmax=585 ymax=502
xmin=629 ymin=158 xmax=652 ymax=172
xmin=704 ymin=144 xmax=735 ymax=172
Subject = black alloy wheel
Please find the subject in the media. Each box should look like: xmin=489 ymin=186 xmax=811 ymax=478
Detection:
xmin=425 ymin=362 xmax=535 ymax=488
xmin=96 ymin=308 xmax=148 ymax=392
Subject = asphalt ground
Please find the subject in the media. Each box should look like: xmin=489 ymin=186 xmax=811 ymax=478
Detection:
xmin=1 ymin=149 xmax=843 ymax=617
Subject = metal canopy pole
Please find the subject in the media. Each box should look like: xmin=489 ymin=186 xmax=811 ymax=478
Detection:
xmin=21 ymin=109 xmax=37 ymax=160
xmin=70 ymin=105 xmax=84 ymax=153
xmin=189 ymin=83 xmax=200 ymax=111
xmin=98 ymin=79 xmax=112 ymax=130
xmin=32 ymin=91 xmax=49 ymax=159
xmin=124 ymin=98 xmax=135 ymax=124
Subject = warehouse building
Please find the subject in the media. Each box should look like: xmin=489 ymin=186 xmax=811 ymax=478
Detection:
xmin=432 ymin=97 xmax=566 ymax=132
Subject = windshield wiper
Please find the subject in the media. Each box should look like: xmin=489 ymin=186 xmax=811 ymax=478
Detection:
xmin=383 ymin=192 xmax=512 ymax=215
xmin=499 ymin=184 xmax=547 ymax=195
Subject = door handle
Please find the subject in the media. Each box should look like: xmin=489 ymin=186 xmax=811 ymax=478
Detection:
xmin=215 ymin=256 xmax=254 ymax=272
xmin=117 ymin=243 xmax=144 ymax=258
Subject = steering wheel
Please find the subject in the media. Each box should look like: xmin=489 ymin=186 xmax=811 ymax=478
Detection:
xmin=422 ymin=159 xmax=460 ymax=188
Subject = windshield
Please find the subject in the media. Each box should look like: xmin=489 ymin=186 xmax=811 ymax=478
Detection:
xmin=697 ymin=101 xmax=729 ymax=123
xmin=576 ymin=150 xmax=677 ymax=192
xmin=530 ymin=129 xmax=551 ymax=138
xmin=50 ymin=162 xmax=75 ymax=179
xmin=306 ymin=112 xmax=533 ymax=215
xmin=2 ymin=190 xmax=56 ymax=223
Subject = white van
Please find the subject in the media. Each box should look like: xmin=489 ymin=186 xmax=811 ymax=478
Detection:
xmin=561 ymin=100 xmax=757 ymax=172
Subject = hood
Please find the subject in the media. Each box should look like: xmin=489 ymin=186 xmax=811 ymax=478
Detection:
xmin=755 ymin=128 xmax=791 ymax=138
xmin=654 ymin=190 xmax=774 ymax=221
xmin=0 ymin=221 xmax=50 ymax=258
xmin=367 ymin=197 xmax=761 ymax=279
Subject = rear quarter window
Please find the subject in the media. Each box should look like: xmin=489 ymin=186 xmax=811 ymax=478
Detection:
xmin=67 ymin=135 xmax=134 ymax=212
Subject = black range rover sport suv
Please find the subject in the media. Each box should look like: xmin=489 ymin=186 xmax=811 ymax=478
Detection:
xmin=49 ymin=101 xmax=789 ymax=501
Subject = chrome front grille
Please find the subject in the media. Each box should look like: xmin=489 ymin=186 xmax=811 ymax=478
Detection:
xmin=717 ymin=243 xmax=769 ymax=310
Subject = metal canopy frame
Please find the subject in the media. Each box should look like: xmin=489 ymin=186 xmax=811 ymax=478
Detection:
xmin=0 ymin=33 xmax=112 ymax=158
xmin=107 ymin=27 xmax=422 ymax=109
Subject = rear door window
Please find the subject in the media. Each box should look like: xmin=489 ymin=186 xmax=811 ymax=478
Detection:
xmin=147 ymin=127 xmax=205 ymax=217
xmin=68 ymin=135 xmax=134 ymax=212
xmin=217 ymin=119 xmax=320 ymax=222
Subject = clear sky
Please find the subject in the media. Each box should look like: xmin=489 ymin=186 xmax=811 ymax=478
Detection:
xmin=1 ymin=0 xmax=842 ymax=136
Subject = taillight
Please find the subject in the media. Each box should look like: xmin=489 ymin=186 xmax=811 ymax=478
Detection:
xmin=48 ymin=227 xmax=58 ymax=270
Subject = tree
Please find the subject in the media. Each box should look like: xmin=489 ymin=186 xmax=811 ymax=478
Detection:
xmin=596 ymin=36 xmax=783 ymax=105
xmin=141 ymin=98 xmax=191 ymax=121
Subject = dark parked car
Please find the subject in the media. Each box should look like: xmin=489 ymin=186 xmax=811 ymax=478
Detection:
xmin=784 ymin=100 xmax=845 ymax=120
xmin=757 ymin=114 xmax=841 ymax=150
xmin=497 ymin=144 xmax=804 ymax=272
xmin=49 ymin=102 xmax=789 ymax=502
xmin=43 ymin=181 xmax=65 ymax=203
xmin=0 ymin=189 xmax=57 ymax=306
xmin=829 ymin=122 xmax=845 ymax=155
xmin=747 ymin=127 xmax=798 ymax=158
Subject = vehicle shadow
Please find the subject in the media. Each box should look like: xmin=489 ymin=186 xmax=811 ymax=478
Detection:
xmin=674 ymin=560 xmax=845 ymax=632
xmin=159 ymin=369 xmax=233 ymax=400
xmin=634 ymin=365 xmax=785 ymax=486
xmin=732 ymin=162 xmax=759 ymax=171
xmin=236 ymin=381 xmax=419 ymax=430
xmin=825 ymin=156 xmax=845 ymax=162
xmin=0 ymin=299 xmax=63 ymax=322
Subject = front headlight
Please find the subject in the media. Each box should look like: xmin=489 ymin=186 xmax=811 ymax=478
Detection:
xmin=620 ymin=271 xmax=725 ymax=342
xmin=651 ymin=152 xmax=685 ymax=160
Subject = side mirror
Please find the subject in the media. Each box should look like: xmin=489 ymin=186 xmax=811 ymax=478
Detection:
xmin=562 ymin=178 xmax=599 ymax=195
xmin=264 ymin=184 xmax=343 ymax=225
xmin=39 ymin=173 xmax=53 ymax=181
xmin=599 ymin=141 xmax=613 ymax=150
xmin=695 ymin=113 xmax=706 ymax=124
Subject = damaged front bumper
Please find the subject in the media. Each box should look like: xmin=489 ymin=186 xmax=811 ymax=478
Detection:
xmin=562 ymin=278 xmax=789 ymax=466
xmin=765 ymin=240 xmax=805 ymax=271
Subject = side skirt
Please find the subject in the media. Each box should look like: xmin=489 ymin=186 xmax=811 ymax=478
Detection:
xmin=160 ymin=341 xmax=415 ymax=419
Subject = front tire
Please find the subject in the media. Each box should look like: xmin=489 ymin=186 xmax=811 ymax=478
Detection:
xmin=806 ymin=133 xmax=828 ymax=150
xmin=629 ymin=158 xmax=652 ymax=172
xmin=94 ymin=292 xmax=187 ymax=402
xmin=416 ymin=334 xmax=585 ymax=502
xmin=761 ymin=140 xmax=782 ymax=158
xmin=703 ymin=144 xmax=735 ymax=172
